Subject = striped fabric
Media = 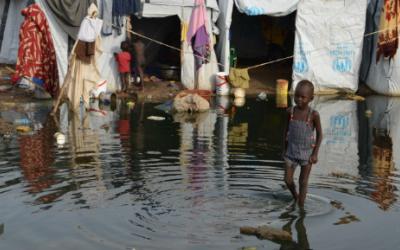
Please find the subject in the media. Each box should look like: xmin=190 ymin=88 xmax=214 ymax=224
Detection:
xmin=285 ymin=107 xmax=315 ymax=161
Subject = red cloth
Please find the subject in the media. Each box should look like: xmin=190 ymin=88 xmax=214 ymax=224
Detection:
xmin=118 ymin=119 xmax=130 ymax=137
xmin=15 ymin=4 xmax=59 ymax=97
xmin=116 ymin=51 xmax=132 ymax=73
xmin=377 ymin=0 xmax=399 ymax=62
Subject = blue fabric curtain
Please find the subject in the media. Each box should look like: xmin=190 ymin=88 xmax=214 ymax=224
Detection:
xmin=0 ymin=0 xmax=11 ymax=49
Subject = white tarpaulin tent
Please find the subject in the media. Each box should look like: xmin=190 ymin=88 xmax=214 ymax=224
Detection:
xmin=142 ymin=0 xmax=220 ymax=90
xmin=216 ymin=0 xmax=298 ymax=72
xmin=361 ymin=0 xmax=400 ymax=96
xmin=292 ymin=0 xmax=368 ymax=93
xmin=0 ymin=0 xmax=28 ymax=64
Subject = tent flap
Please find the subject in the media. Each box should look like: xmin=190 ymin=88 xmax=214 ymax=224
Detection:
xmin=0 ymin=0 xmax=28 ymax=64
xmin=292 ymin=0 xmax=368 ymax=93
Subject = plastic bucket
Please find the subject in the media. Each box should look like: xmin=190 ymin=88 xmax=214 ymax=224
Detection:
xmin=276 ymin=79 xmax=289 ymax=95
xmin=276 ymin=94 xmax=288 ymax=108
xmin=215 ymin=72 xmax=230 ymax=96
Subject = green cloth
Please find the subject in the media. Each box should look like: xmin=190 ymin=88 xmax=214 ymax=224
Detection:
xmin=229 ymin=68 xmax=250 ymax=89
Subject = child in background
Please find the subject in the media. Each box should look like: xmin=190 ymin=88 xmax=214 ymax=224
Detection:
xmin=283 ymin=80 xmax=322 ymax=208
xmin=115 ymin=41 xmax=132 ymax=92
xmin=132 ymin=32 xmax=146 ymax=90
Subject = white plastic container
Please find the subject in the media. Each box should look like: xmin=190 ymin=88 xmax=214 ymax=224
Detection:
xmin=90 ymin=79 xmax=108 ymax=98
xmin=215 ymin=72 xmax=230 ymax=96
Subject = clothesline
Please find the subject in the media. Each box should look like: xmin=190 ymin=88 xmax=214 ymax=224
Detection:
xmin=246 ymin=24 xmax=400 ymax=70
xmin=122 ymin=22 xmax=400 ymax=71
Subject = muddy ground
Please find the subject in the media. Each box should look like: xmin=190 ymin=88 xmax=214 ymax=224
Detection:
xmin=0 ymin=63 xmax=282 ymax=105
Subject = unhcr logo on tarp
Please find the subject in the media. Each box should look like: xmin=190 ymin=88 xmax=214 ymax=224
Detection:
xmin=293 ymin=42 xmax=309 ymax=74
xmin=326 ymin=114 xmax=351 ymax=144
xmin=243 ymin=6 xmax=265 ymax=16
xmin=330 ymin=43 xmax=354 ymax=73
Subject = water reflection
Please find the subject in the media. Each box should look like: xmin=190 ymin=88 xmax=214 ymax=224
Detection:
xmin=19 ymin=117 xmax=57 ymax=199
xmin=312 ymin=96 xmax=359 ymax=178
xmin=1 ymin=96 xmax=400 ymax=249
xmin=360 ymin=96 xmax=399 ymax=210
xmin=279 ymin=205 xmax=310 ymax=250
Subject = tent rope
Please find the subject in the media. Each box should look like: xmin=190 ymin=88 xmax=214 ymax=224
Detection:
xmin=50 ymin=19 xmax=400 ymax=115
xmin=123 ymin=22 xmax=400 ymax=71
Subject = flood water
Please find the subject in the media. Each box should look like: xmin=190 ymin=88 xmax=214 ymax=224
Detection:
xmin=1 ymin=95 xmax=400 ymax=250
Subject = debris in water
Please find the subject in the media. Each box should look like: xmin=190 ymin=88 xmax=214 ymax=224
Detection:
xmin=241 ymin=247 xmax=257 ymax=250
xmin=345 ymin=94 xmax=365 ymax=101
xmin=147 ymin=116 xmax=165 ymax=121
xmin=333 ymin=214 xmax=360 ymax=225
xmin=257 ymin=92 xmax=267 ymax=101
xmin=365 ymin=110 xmax=372 ymax=117
xmin=330 ymin=200 xmax=344 ymax=210
xmin=16 ymin=125 xmax=31 ymax=133
xmin=54 ymin=132 xmax=66 ymax=145
xmin=240 ymin=225 xmax=292 ymax=242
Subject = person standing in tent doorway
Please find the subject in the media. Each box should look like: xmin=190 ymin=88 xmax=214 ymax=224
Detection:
xmin=115 ymin=41 xmax=132 ymax=93
xmin=132 ymin=30 xmax=146 ymax=91
xmin=283 ymin=80 xmax=322 ymax=208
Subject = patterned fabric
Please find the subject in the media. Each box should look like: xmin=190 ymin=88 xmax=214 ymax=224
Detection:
xmin=377 ymin=0 xmax=399 ymax=62
xmin=19 ymin=119 xmax=57 ymax=194
xmin=285 ymin=107 xmax=315 ymax=162
xmin=15 ymin=4 xmax=59 ymax=97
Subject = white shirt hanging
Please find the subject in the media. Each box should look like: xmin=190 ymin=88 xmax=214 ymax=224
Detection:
xmin=77 ymin=17 xmax=103 ymax=42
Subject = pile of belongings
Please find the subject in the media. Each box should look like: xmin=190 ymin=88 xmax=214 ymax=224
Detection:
xmin=173 ymin=90 xmax=210 ymax=113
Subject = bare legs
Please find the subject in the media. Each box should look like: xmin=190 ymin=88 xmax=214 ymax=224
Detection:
xmin=136 ymin=65 xmax=144 ymax=92
xmin=284 ymin=163 xmax=312 ymax=208
xmin=120 ymin=73 xmax=129 ymax=92
xmin=298 ymin=164 xmax=312 ymax=207
xmin=284 ymin=163 xmax=298 ymax=202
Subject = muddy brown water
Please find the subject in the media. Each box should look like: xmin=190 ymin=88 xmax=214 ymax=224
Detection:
xmin=0 ymin=96 xmax=399 ymax=250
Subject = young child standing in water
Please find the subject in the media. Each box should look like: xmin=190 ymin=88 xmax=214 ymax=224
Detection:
xmin=132 ymin=31 xmax=146 ymax=90
xmin=283 ymin=80 xmax=322 ymax=208
xmin=115 ymin=41 xmax=132 ymax=93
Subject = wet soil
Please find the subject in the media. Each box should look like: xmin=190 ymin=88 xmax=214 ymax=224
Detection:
xmin=0 ymin=63 xmax=283 ymax=106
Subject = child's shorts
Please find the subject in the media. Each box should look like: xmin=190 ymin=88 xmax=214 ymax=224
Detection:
xmin=284 ymin=156 xmax=310 ymax=167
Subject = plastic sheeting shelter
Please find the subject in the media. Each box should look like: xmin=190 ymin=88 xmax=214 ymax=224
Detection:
xmin=142 ymin=0 xmax=220 ymax=91
xmin=0 ymin=0 xmax=28 ymax=64
xmin=217 ymin=0 xmax=369 ymax=94
xmin=292 ymin=0 xmax=368 ymax=94
xmin=0 ymin=0 xmax=126 ymax=92
xmin=360 ymin=0 xmax=400 ymax=96
xmin=216 ymin=0 xmax=299 ymax=72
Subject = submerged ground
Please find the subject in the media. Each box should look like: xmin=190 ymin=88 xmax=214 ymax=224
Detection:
xmin=0 ymin=93 xmax=399 ymax=249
